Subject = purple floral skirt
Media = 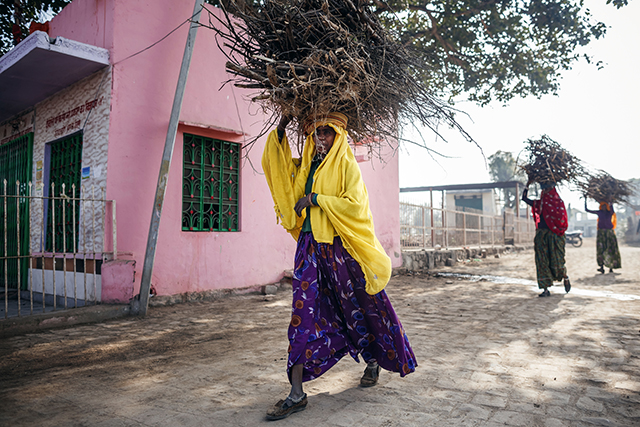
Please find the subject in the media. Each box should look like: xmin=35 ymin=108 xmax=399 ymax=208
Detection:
xmin=287 ymin=232 xmax=417 ymax=383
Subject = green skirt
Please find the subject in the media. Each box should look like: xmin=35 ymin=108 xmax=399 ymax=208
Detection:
xmin=596 ymin=229 xmax=621 ymax=269
xmin=534 ymin=229 xmax=566 ymax=289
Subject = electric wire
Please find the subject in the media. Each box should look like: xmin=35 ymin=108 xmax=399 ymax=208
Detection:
xmin=113 ymin=8 xmax=203 ymax=65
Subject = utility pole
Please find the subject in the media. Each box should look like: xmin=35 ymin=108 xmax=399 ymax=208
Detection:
xmin=133 ymin=0 xmax=204 ymax=316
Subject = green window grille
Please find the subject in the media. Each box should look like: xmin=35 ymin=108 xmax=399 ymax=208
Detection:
xmin=0 ymin=133 xmax=33 ymax=290
xmin=46 ymin=133 xmax=83 ymax=252
xmin=182 ymin=134 xmax=239 ymax=232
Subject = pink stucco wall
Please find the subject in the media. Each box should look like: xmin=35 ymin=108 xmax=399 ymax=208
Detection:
xmin=49 ymin=0 xmax=400 ymax=299
xmin=48 ymin=0 xmax=114 ymax=50
xmin=101 ymin=259 xmax=136 ymax=303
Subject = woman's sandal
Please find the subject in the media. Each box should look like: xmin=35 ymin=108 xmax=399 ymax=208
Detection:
xmin=360 ymin=363 xmax=381 ymax=387
xmin=266 ymin=394 xmax=307 ymax=421
xmin=564 ymin=277 xmax=571 ymax=293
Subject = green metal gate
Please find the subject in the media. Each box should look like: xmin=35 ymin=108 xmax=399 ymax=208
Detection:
xmin=0 ymin=133 xmax=33 ymax=291
xmin=46 ymin=133 xmax=83 ymax=253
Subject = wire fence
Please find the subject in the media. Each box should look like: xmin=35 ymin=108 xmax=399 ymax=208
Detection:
xmin=400 ymin=201 xmax=534 ymax=250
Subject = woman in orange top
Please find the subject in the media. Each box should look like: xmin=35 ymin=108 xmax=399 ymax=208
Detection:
xmin=585 ymin=200 xmax=621 ymax=273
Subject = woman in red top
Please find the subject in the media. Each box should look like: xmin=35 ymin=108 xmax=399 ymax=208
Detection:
xmin=522 ymin=181 xmax=571 ymax=297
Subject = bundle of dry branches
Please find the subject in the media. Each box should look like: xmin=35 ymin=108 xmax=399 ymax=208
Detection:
xmin=519 ymin=135 xmax=584 ymax=186
xmin=201 ymin=0 xmax=471 ymax=153
xmin=579 ymin=171 xmax=634 ymax=205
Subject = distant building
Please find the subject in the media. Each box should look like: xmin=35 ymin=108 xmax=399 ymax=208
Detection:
xmin=446 ymin=188 xmax=499 ymax=216
xmin=400 ymin=181 xmax=534 ymax=247
xmin=567 ymin=208 xmax=597 ymax=237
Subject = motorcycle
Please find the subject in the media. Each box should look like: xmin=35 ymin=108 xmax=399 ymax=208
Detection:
xmin=565 ymin=230 xmax=583 ymax=247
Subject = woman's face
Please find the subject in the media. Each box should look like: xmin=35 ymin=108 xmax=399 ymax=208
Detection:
xmin=314 ymin=125 xmax=336 ymax=155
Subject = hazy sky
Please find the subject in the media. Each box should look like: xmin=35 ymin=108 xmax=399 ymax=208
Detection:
xmin=398 ymin=0 xmax=639 ymax=211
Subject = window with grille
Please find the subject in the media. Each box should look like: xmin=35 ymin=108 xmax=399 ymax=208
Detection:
xmin=182 ymin=134 xmax=239 ymax=232
xmin=46 ymin=132 xmax=83 ymax=252
xmin=0 ymin=133 xmax=33 ymax=290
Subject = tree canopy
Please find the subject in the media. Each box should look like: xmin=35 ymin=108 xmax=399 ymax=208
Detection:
xmin=0 ymin=1 xmax=70 ymax=55
xmin=488 ymin=150 xmax=523 ymax=182
xmin=376 ymin=0 xmax=629 ymax=105
xmin=488 ymin=150 xmax=526 ymax=208
xmin=0 ymin=0 xmax=631 ymax=105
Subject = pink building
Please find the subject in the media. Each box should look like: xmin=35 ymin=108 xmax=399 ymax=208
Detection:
xmin=0 ymin=0 xmax=400 ymax=309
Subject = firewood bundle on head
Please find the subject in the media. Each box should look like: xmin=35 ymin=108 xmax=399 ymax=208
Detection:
xmin=579 ymin=171 xmax=634 ymax=205
xmin=519 ymin=135 xmax=584 ymax=187
xmin=203 ymin=0 xmax=469 ymax=152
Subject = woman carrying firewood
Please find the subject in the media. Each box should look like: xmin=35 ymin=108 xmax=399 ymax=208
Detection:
xmin=584 ymin=200 xmax=621 ymax=273
xmin=522 ymin=181 xmax=571 ymax=297
xmin=262 ymin=113 xmax=417 ymax=421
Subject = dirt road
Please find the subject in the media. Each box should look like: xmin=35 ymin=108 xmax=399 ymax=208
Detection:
xmin=1 ymin=238 xmax=639 ymax=426
xmin=453 ymin=236 xmax=640 ymax=291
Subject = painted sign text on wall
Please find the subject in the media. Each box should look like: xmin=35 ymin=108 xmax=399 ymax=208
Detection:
xmin=54 ymin=120 xmax=81 ymax=137
xmin=0 ymin=127 xmax=34 ymax=145
xmin=46 ymin=97 xmax=104 ymax=129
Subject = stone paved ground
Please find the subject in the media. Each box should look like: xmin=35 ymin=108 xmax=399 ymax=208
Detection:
xmin=1 ymin=238 xmax=639 ymax=426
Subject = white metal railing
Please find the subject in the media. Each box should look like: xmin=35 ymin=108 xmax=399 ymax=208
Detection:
xmin=1 ymin=180 xmax=116 ymax=319
xmin=400 ymin=201 xmax=534 ymax=250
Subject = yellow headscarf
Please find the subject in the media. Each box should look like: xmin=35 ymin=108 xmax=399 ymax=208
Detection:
xmin=261 ymin=113 xmax=391 ymax=294
xmin=303 ymin=112 xmax=349 ymax=136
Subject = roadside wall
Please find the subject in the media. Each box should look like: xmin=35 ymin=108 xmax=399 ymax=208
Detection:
xmin=401 ymin=246 xmax=530 ymax=272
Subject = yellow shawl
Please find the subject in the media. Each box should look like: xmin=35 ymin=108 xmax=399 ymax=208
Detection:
xmin=261 ymin=121 xmax=391 ymax=295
